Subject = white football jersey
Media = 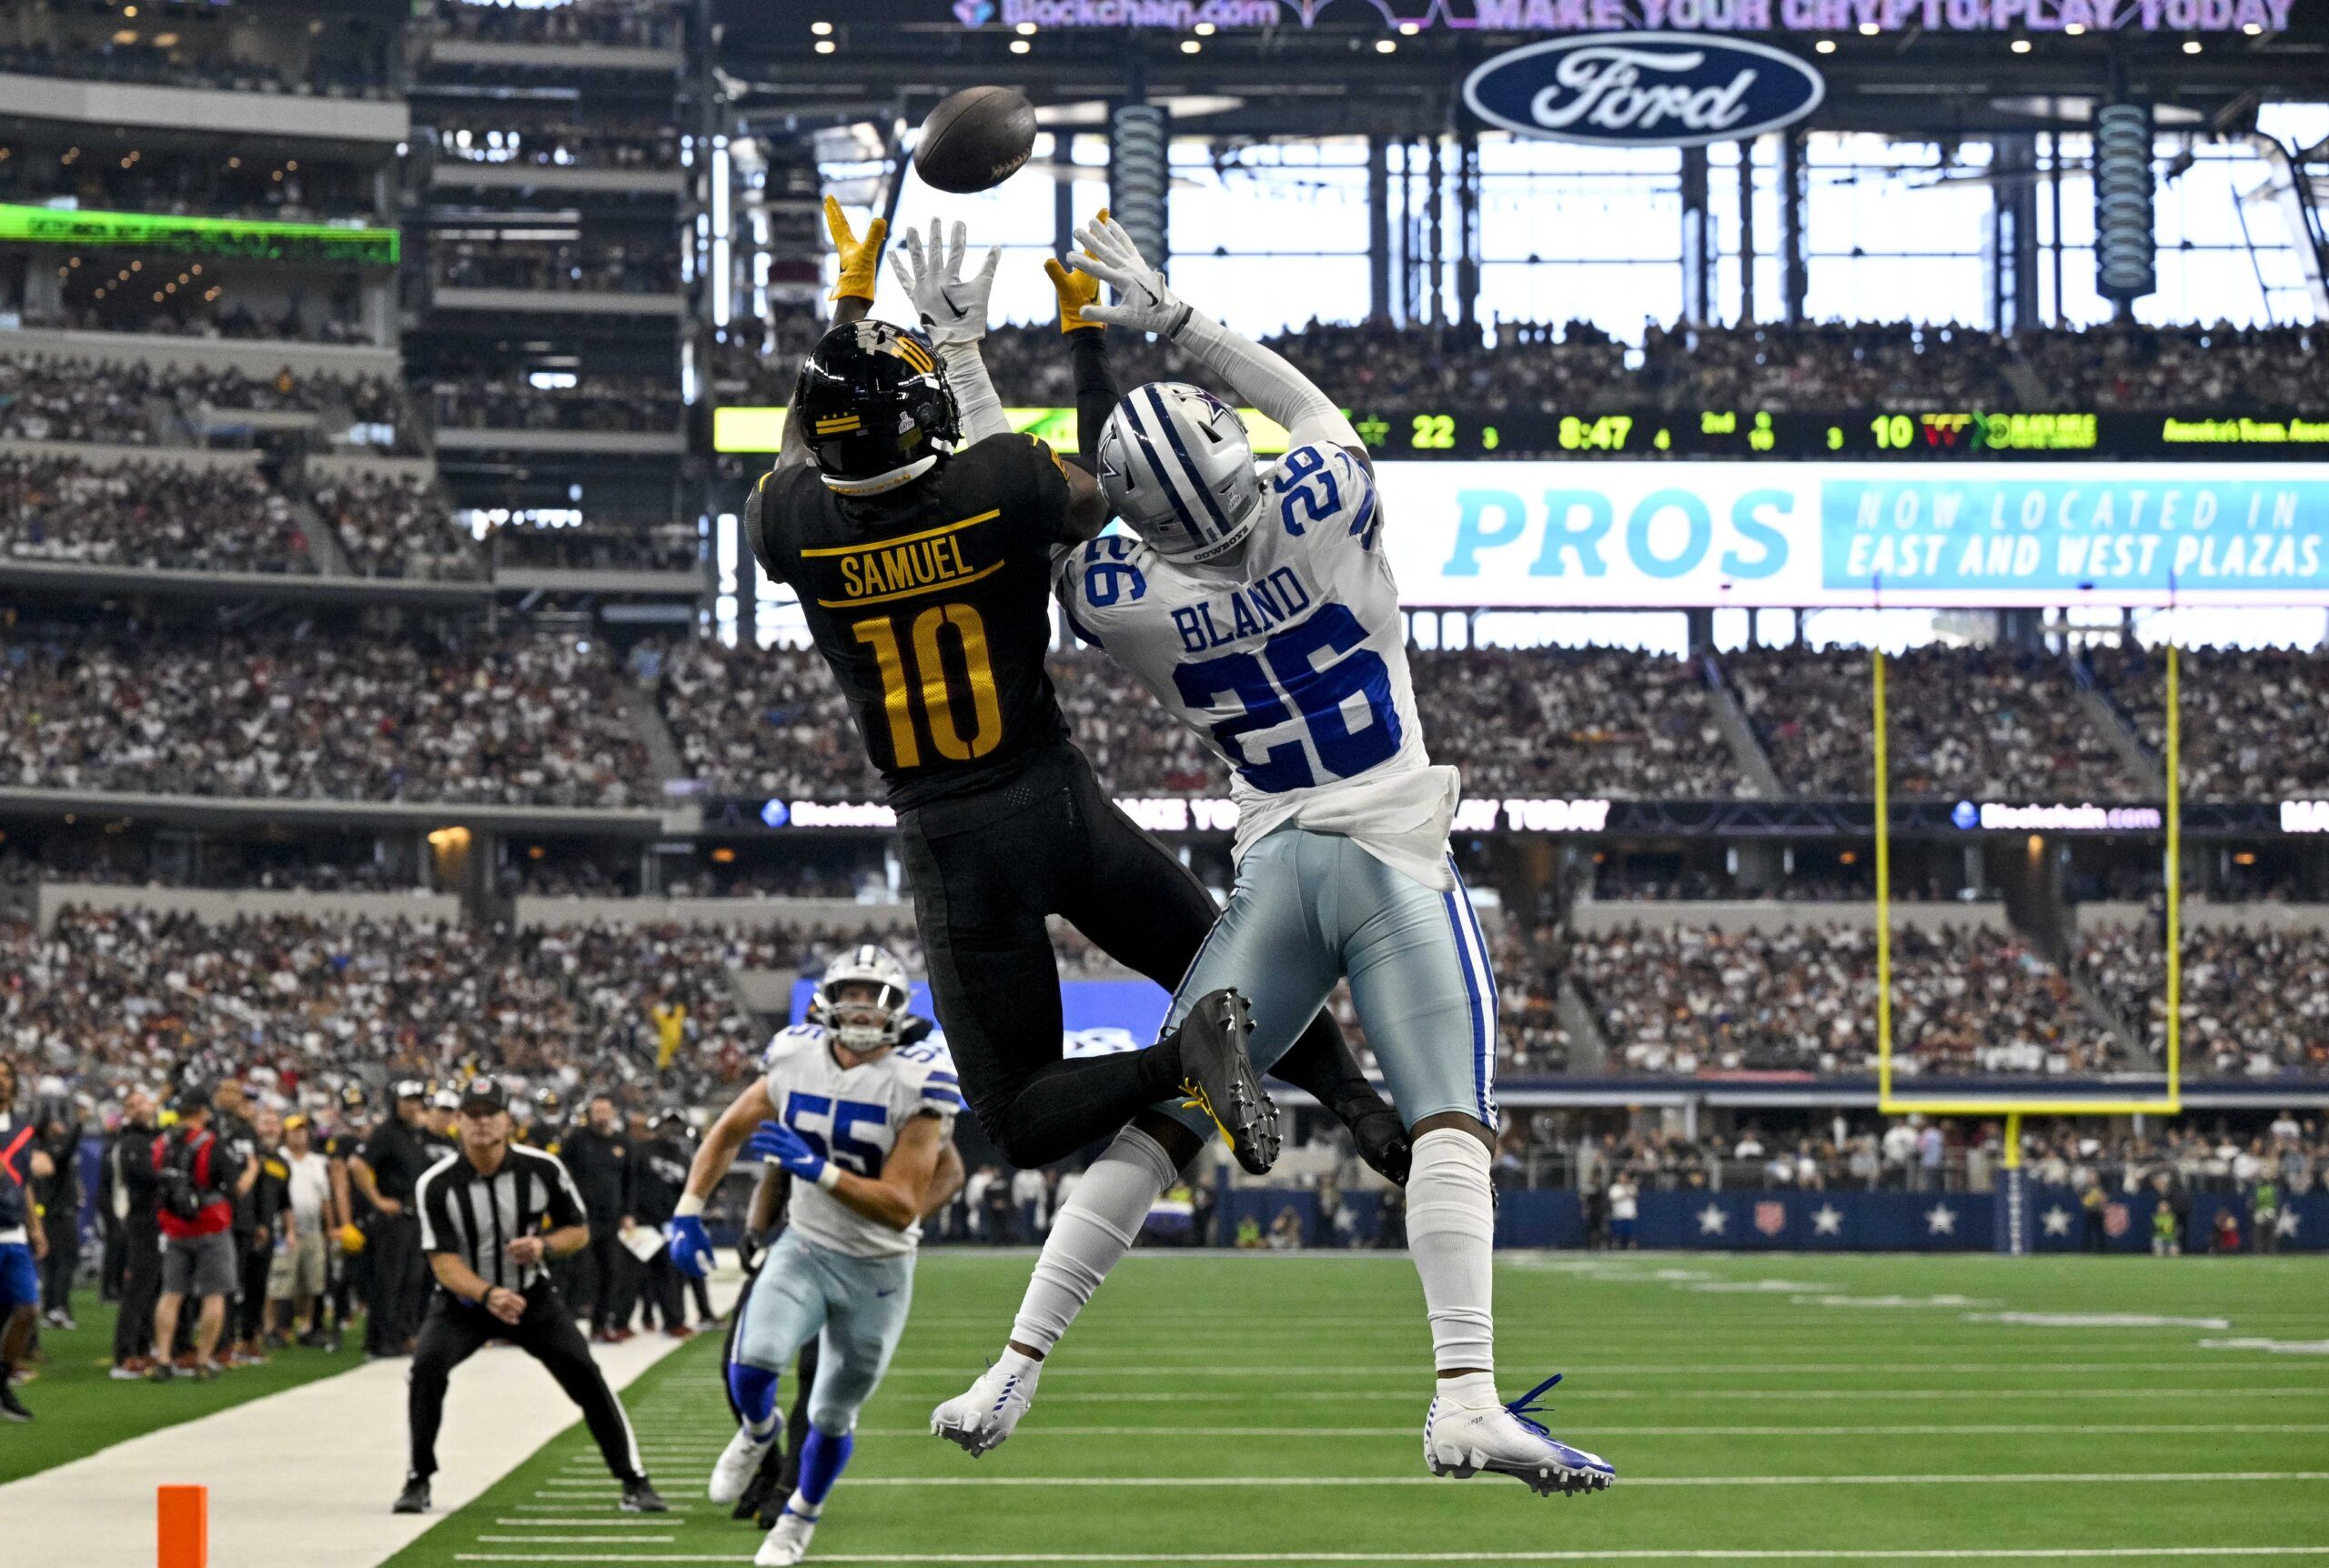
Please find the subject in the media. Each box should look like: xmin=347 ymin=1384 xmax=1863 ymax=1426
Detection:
xmin=760 ymin=1021 xmax=961 ymax=1259
xmin=1057 ymin=441 xmax=1460 ymax=890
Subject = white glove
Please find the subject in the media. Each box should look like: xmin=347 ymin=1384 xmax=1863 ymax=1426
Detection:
xmin=1073 ymin=216 xmax=1194 ymax=339
xmin=889 ymin=217 xmax=999 ymax=347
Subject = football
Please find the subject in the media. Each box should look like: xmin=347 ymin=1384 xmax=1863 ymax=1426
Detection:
xmin=912 ymin=85 xmax=1038 ymax=194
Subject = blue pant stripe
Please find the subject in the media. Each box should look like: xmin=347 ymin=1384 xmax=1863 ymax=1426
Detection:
xmin=1450 ymin=858 xmax=1500 ymax=1121
xmin=1441 ymin=881 xmax=1488 ymax=1124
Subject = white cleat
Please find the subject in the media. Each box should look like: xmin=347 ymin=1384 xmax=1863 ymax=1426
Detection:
xmin=708 ymin=1424 xmax=778 ymax=1505
xmin=930 ymin=1363 xmax=1036 ymax=1457
xmin=1424 ymin=1375 xmax=1615 ymax=1498
xmin=754 ymin=1506 xmax=817 ymax=1566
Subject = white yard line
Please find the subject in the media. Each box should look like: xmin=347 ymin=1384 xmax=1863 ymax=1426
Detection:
xmin=736 ymin=1471 xmax=2329 ymax=1489
xmin=841 ymin=1422 xmax=2329 ymax=1439
xmin=447 ymin=1547 xmax=2329 ymax=1564
xmin=0 ymin=1279 xmax=734 ymax=1568
xmin=1024 ymin=1387 xmax=2329 ymax=1402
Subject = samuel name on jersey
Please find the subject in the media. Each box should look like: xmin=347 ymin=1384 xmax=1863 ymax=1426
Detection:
xmin=1057 ymin=441 xmax=1455 ymax=887
xmin=758 ymin=1023 xmax=963 ymax=1259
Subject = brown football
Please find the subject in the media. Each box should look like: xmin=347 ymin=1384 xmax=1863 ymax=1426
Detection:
xmin=912 ymin=85 xmax=1038 ymax=195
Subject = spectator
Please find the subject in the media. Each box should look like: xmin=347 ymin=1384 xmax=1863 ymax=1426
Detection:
xmin=149 ymin=1085 xmax=239 ymax=1382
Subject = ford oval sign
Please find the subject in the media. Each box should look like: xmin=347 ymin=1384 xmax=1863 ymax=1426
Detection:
xmin=1463 ymin=34 xmax=1824 ymax=150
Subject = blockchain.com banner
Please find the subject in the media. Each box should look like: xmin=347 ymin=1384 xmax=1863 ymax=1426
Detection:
xmin=1374 ymin=460 xmax=2329 ymax=608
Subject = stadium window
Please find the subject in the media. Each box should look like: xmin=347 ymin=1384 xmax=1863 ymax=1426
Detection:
xmin=1477 ymin=135 xmax=1683 ymax=342
xmin=1165 ymin=137 xmax=1372 ymax=336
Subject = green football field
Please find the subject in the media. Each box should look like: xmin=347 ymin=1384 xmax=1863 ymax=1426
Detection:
xmin=0 ymin=1299 xmax=354 ymax=1484
xmin=378 ymin=1249 xmax=2329 ymax=1567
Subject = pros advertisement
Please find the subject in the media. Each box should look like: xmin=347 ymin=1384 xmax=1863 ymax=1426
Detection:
xmin=1374 ymin=460 xmax=2329 ymax=608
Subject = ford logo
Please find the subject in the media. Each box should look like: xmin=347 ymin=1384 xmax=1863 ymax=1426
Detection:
xmin=1463 ymin=33 xmax=1825 ymax=149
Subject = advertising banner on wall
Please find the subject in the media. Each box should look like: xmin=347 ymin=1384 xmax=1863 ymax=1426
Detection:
xmin=1373 ymin=459 xmax=2329 ymax=608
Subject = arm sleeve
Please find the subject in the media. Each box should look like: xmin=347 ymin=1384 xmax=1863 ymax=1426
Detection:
xmin=540 ymin=1154 xmax=588 ymax=1231
xmin=418 ymin=1166 xmax=452 ymax=1253
xmin=1069 ymin=329 xmax=1120 ymax=475
xmin=984 ymin=432 xmax=1076 ymax=549
xmin=1171 ymin=311 xmax=1360 ymax=455
xmin=938 ymin=340 xmax=1013 ymax=445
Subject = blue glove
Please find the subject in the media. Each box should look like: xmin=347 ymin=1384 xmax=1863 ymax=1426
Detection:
xmin=664 ymin=1213 xmax=714 ymax=1279
xmin=744 ymin=1120 xmax=830 ymax=1186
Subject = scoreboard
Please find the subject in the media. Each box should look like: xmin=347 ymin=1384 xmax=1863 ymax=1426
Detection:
xmin=714 ymin=404 xmax=2329 ymax=463
xmin=1365 ymin=407 xmax=2329 ymax=461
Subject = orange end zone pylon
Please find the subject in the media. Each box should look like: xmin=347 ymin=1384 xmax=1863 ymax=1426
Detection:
xmin=158 ymin=1484 xmax=208 ymax=1568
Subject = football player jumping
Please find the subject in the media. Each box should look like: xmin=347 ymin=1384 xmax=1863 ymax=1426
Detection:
xmin=665 ymin=946 xmax=963 ymax=1565
xmin=930 ymin=219 xmax=1614 ymax=1499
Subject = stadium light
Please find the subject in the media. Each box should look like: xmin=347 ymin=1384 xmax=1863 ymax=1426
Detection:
xmin=2183 ymin=37 xmax=2202 ymax=51
xmin=1858 ymin=21 xmax=1879 ymax=33
xmin=1194 ymin=20 xmax=1216 ymax=33
xmin=1182 ymin=38 xmax=1201 ymax=53
xmin=2010 ymin=36 xmax=2031 ymax=51
xmin=1815 ymin=37 xmax=1836 ymax=52
xmin=1376 ymin=37 xmax=1396 ymax=52
xmin=811 ymin=19 xmax=832 ymax=34
xmin=1010 ymin=37 xmax=1029 ymax=53
xmin=1016 ymin=19 xmax=1038 ymax=32
xmin=815 ymin=38 xmax=835 ymax=53
xmin=2065 ymin=20 xmax=2085 ymax=31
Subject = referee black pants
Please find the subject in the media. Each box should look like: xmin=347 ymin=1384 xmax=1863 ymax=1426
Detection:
xmin=408 ymin=1283 xmax=642 ymax=1484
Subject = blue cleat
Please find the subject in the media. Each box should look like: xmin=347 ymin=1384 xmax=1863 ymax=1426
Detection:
xmin=1424 ymin=1373 xmax=1615 ymax=1497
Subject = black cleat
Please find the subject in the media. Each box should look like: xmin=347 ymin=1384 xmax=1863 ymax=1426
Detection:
xmin=1172 ymin=988 xmax=1279 ymax=1176
xmin=393 ymin=1476 xmax=431 ymax=1514
xmin=621 ymin=1477 xmax=670 ymax=1513
xmin=0 ymin=1381 xmax=30 ymax=1422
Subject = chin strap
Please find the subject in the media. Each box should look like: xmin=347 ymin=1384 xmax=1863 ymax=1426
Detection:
xmin=821 ymin=454 xmax=942 ymax=496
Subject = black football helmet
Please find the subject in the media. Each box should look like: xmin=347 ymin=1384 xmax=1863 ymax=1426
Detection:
xmin=793 ymin=321 xmax=960 ymax=496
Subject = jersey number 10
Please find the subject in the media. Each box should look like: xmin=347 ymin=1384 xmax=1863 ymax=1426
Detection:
xmin=852 ymin=602 xmax=1003 ymax=769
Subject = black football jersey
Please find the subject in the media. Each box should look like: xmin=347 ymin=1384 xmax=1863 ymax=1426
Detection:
xmin=751 ymin=433 xmax=1077 ymax=808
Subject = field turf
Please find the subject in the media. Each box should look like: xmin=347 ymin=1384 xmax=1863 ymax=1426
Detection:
xmin=384 ymin=1249 xmax=2329 ymax=1567
xmin=0 ymin=1298 xmax=355 ymax=1484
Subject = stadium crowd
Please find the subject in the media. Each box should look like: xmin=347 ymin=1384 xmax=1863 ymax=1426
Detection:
xmin=432 ymin=372 xmax=684 ymax=433
xmin=0 ymin=146 xmax=374 ymax=225
xmin=1728 ymin=644 xmax=2134 ymax=799
xmin=1 ymin=352 xmax=414 ymax=449
xmin=1 ymin=628 xmax=650 ymax=805
xmin=0 ymin=454 xmax=310 ymax=573
xmin=2078 ymin=920 xmax=2329 ymax=1078
xmin=428 ymin=0 xmax=687 ymax=48
xmin=436 ymin=240 xmax=680 ymax=295
xmin=725 ymin=317 xmax=2324 ymax=414
xmin=0 ymin=907 xmax=765 ymax=1101
xmin=1570 ymin=920 xmax=2125 ymax=1076
xmin=307 ymin=470 xmax=480 ymax=580
xmin=433 ymin=122 xmax=681 ymax=172
xmin=2089 ymin=644 xmax=2329 ymax=799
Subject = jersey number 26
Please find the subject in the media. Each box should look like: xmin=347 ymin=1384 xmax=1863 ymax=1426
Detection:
xmin=1172 ymin=602 xmax=1403 ymax=794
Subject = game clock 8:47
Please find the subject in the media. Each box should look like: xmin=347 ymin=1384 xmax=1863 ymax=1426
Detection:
xmin=1560 ymin=414 xmax=1633 ymax=452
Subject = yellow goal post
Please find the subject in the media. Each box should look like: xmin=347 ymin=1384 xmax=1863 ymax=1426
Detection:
xmin=1872 ymin=641 xmax=2182 ymax=1126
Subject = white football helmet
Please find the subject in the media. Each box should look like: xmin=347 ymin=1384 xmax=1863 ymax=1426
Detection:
xmin=811 ymin=944 xmax=912 ymax=1052
xmin=1095 ymin=382 xmax=1262 ymax=564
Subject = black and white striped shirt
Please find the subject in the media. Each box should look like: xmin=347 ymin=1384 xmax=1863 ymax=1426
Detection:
xmin=416 ymin=1143 xmax=588 ymax=1295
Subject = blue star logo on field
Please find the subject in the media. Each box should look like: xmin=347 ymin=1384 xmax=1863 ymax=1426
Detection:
xmin=1925 ymin=1204 xmax=1957 ymax=1236
xmin=2042 ymin=1207 xmax=2073 ymax=1236
xmin=1697 ymin=1203 xmax=1728 ymax=1236
xmin=1811 ymin=1204 xmax=1843 ymax=1236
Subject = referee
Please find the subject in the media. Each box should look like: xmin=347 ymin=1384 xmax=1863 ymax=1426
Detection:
xmin=398 ymin=1078 xmax=667 ymax=1517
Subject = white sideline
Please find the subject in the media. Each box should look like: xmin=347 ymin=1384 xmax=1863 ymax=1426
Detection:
xmin=443 ymin=1549 xmax=2329 ymax=1564
xmin=669 ymin=1470 xmax=2329 ymax=1488
xmin=0 ymin=1278 xmax=734 ymax=1568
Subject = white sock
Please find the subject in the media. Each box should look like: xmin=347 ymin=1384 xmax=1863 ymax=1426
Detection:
xmin=1007 ymin=1126 xmax=1180 ymax=1355
xmin=1406 ymin=1128 xmax=1497 ymax=1379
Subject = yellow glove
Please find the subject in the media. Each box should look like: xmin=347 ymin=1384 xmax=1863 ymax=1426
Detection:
xmin=338 ymin=1223 xmax=367 ymax=1255
xmin=1044 ymin=206 xmax=1108 ymax=334
xmin=824 ymin=194 xmax=888 ymax=304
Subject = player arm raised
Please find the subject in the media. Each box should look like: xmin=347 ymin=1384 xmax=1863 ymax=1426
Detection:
xmin=755 ymin=1111 xmax=953 ymax=1233
xmin=1074 ymin=215 xmax=1371 ymax=474
xmin=777 ymin=197 xmax=886 ymax=473
xmin=892 ymin=216 xmax=1013 ymax=447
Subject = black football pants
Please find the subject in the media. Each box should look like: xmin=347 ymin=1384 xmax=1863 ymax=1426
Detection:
xmin=895 ymin=741 xmax=1352 ymax=1169
xmin=408 ymin=1282 xmax=642 ymax=1483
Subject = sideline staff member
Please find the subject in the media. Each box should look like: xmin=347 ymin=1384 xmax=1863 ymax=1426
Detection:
xmin=398 ymin=1078 xmax=666 ymax=1517
xmin=353 ymin=1081 xmax=435 ymax=1358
